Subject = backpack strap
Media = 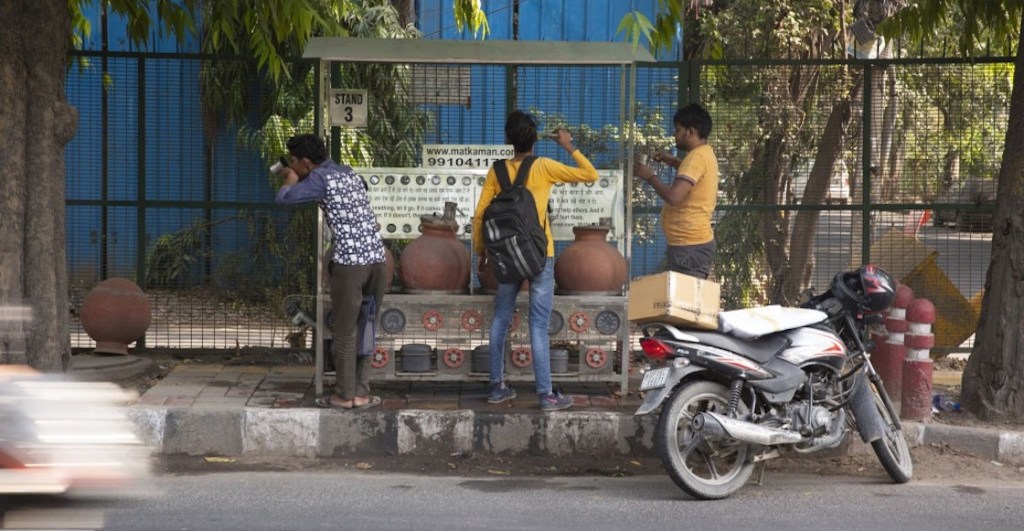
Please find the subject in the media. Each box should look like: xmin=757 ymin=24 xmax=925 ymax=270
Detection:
xmin=493 ymin=160 xmax=512 ymax=192
xmin=514 ymin=156 xmax=536 ymax=189
xmin=492 ymin=156 xmax=537 ymax=192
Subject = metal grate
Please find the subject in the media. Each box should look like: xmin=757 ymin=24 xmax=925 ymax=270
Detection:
xmin=65 ymin=52 xmax=1005 ymax=355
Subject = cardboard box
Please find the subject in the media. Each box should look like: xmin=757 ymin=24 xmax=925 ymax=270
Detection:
xmin=628 ymin=272 xmax=721 ymax=330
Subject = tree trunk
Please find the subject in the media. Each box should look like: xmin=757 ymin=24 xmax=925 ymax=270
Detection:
xmin=0 ymin=0 xmax=75 ymax=371
xmin=879 ymin=64 xmax=898 ymax=201
xmin=960 ymin=23 xmax=1024 ymax=421
xmin=755 ymin=129 xmax=791 ymax=283
xmin=780 ymin=98 xmax=852 ymax=304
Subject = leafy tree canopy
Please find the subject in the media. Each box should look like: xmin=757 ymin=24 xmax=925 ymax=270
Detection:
xmin=882 ymin=0 xmax=1021 ymax=54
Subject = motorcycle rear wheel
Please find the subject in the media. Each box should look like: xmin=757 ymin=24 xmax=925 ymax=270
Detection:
xmin=869 ymin=385 xmax=913 ymax=483
xmin=655 ymin=380 xmax=754 ymax=500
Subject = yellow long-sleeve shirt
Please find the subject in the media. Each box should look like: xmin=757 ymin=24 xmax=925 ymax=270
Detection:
xmin=472 ymin=151 xmax=598 ymax=257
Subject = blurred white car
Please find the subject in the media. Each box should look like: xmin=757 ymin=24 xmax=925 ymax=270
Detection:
xmin=788 ymin=160 xmax=850 ymax=205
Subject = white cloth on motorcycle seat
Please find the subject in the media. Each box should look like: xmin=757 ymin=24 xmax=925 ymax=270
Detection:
xmin=719 ymin=306 xmax=828 ymax=339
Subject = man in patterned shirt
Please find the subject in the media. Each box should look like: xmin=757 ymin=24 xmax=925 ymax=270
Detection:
xmin=276 ymin=134 xmax=386 ymax=409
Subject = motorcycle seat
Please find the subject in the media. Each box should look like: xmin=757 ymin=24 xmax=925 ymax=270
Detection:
xmin=719 ymin=306 xmax=828 ymax=340
xmin=683 ymin=330 xmax=791 ymax=364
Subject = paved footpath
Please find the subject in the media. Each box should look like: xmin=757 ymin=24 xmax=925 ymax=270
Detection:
xmin=125 ymin=364 xmax=1024 ymax=466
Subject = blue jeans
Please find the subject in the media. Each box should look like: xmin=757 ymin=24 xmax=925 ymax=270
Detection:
xmin=489 ymin=257 xmax=555 ymax=395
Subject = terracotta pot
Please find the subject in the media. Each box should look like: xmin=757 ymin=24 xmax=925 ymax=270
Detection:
xmin=477 ymin=254 xmax=528 ymax=293
xmin=554 ymin=225 xmax=627 ymax=293
xmin=79 ymin=278 xmax=152 ymax=355
xmin=383 ymin=246 xmax=396 ymax=292
xmin=399 ymin=215 xmax=470 ymax=292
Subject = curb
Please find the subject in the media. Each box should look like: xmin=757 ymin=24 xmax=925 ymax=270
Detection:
xmin=127 ymin=406 xmax=658 ymax=459
xmin=126 ymin=406 xmax=1024 ymax=466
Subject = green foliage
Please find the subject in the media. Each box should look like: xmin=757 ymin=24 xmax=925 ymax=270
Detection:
xmin=617 ymin=0 xmax=687 ymax=58
xmin=882 ymin=0 xmax=1022 ymax=55
xmin=897 ymin=62 xmax=1013 ymax=198
xmin=70 ymin=0 xmax=198 ymax=49
xmin=698 ymin=0 xmax=840 ymax=59
xmin=617 ymin=11 xmax=656 ymax=50
xmin=714 ymin=210 xmax=770 ymax=308
xmin=143 ymin=220 xmax=207 ymax=289
xmin=222 ymin=2 xmax=428 ymax=303
xmin=142 ymin=209 xmax=315 ymax=305
xmin=453 ymin=0 xmax=490 ymax=38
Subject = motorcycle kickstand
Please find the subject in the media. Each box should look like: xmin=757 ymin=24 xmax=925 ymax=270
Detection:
xmin=753 ymin=462 xmax=767 ymax=486
xmin=751 ymin=449 xmax=779 ymax=485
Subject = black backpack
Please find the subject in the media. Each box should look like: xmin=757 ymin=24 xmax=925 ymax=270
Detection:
xmin=482 ymin=156 xmax=547 ymax=284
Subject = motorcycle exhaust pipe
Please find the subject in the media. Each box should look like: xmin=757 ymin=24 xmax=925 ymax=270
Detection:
xmin=692 ymin=412 xmax=805 ymax=445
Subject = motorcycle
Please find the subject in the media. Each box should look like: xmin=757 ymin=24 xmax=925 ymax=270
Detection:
xmin=634 ymin=265 xmax=912 ymax=499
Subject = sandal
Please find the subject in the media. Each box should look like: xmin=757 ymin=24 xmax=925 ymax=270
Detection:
xmin=354 ymin=395 xmax=382 ymax=409
xmin=315 ymin=395 xmax=354 ymax=409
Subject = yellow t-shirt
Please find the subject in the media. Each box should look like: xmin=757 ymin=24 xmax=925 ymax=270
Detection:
xmin=472 ymin=151 xmax=598 ymax=257
xmin=661 ymin=144 xmax=719 ymax=246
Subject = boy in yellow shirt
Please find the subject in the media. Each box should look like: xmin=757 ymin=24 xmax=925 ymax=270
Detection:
xmin=634 ymin=103 xmax=719 ymax=279
xmin=472 ymin=110 xmax=598 ymax=410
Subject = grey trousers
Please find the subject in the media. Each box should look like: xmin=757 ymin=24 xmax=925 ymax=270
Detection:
xmin=666 ymin=239 xmax=716 ymax=279
xmin=329 ymin=261 xmax=387 ymax=399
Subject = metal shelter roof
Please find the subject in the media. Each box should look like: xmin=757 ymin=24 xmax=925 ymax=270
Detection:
xmin=303 ymin=37 xmax=655 ymax=65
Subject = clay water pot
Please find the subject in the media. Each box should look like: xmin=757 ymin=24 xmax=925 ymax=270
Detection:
xmin=478 ymin=257 xmax=499 ymax=292
xmin=399 ymin=215 xmax=470 ymax=292
xmin=79 ymin=278 xmax=152 ymax=355
xmin=554 ymin=225 xmax=627 ymax=294
xmin=477 ymin=254 xmax=528 ymax=293
xmin=384 ymin=246 xmax=396 ymax=292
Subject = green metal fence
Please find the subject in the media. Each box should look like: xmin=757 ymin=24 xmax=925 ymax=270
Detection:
xmin=66 ymin=51 xmax=1010 ymax=354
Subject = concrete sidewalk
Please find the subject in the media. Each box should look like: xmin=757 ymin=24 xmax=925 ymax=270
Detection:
xmin=124 ymin=364 xmax=1024 ymax=466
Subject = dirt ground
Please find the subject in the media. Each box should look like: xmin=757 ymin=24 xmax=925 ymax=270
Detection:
xmin=110 ymin=350 xmax=1024 ymax=484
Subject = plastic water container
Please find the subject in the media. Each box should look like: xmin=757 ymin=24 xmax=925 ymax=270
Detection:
xmin=472 ymin=345 xmax=490 ymax=374
xmin=550 ymin=349 xmax=569 ymax=374
xmin=400 ymin=344 xmax=433 ymax=372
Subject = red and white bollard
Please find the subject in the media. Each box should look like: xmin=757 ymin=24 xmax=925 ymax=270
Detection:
xmin=901 ymin=298 xmax=936 ymax=421
xmin=874 ymin=284 xmax=913 ymax=402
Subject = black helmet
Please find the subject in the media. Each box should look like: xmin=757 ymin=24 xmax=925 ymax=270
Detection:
xmin=831 ymin=264 xmax=895 ymax=315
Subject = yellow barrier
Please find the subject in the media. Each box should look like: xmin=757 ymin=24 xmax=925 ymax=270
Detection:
xmin=867 ymin=229 xmax=979 ymax=351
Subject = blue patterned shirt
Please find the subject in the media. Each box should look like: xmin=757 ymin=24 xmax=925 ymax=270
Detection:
xmin=275 ymin=160 xmax=386 ymax=266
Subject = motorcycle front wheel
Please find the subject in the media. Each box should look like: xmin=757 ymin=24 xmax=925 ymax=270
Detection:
xmin=869 ymin=384 xmax=913 ymax=483
xmin=655 ymin=380 xmax=754 ymax=500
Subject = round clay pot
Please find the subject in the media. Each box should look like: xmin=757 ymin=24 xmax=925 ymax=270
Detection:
xmin=476 ymin=254 xmax=529 ymax=293
xmin=477 ymin=256 xmax=499 ymax=292
xmin=383 ymin=246 xmax=396 ymax=292
xmin=79 ymin=278 xmax=152 ymax=355
xmin=554 ymin=225 xmax=627 ymax=294
xmin=399 ymin=215 xmax=470 ymax=292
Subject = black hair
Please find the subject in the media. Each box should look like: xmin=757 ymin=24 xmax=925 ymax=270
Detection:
xmin=673 ymin=103 xmax=712 ymax=139
xmin=505 ymin=110 xmax=538 ymax=153
xmin=286 ymin=134 xmax=328 ymax=164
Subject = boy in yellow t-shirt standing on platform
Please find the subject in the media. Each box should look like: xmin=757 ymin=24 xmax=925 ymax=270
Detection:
xmin=634 ymin=103 xmax=719 ymax=279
